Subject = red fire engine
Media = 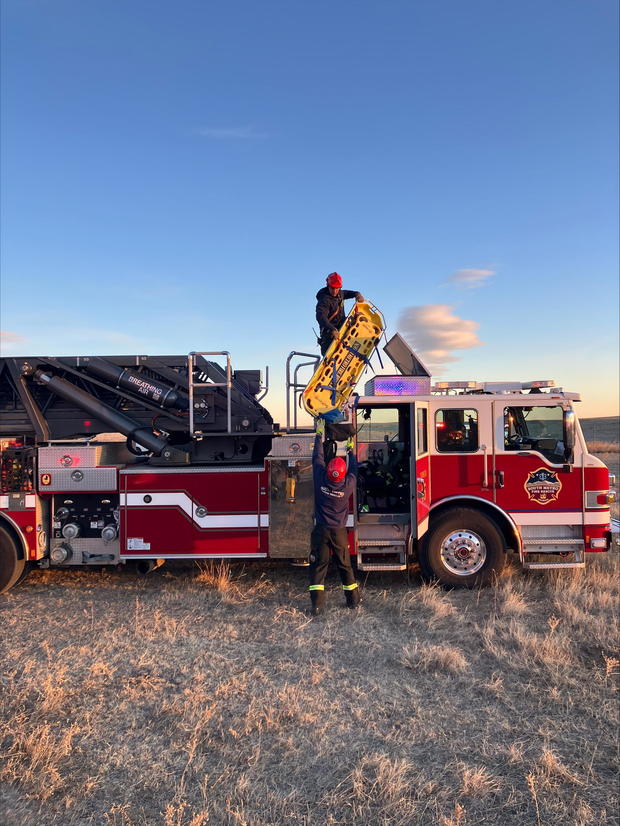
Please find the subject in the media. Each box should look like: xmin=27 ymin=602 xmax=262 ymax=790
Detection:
xmin=0 ymin=335 xmax=616 ymax=594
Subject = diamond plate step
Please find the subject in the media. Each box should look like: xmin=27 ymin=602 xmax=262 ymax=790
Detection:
xmin=356 ymin=562 xmax=408 ymax=571
xmin=522 ymin=539 xmax=585 ymax=554
xmin=358 ymin=539 xmax=407 ymax=547
xmin=522 ymin=538 xmax=584 ymax=546
xmin=357 ymin=537 xmax=408 ymax=572
xmin=523 ymin=560 xmax=586 ymax=570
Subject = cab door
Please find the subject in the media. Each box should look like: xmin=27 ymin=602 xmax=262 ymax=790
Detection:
xmin=493 ymin=402 xmax=582 ymax=518
xmin=413 ymin=402 xmax=430 ymax=539
xmin=355 ymin=402 xmax=411 ymax=519
xmin=353 ymin=400 xmax=429 ymax=539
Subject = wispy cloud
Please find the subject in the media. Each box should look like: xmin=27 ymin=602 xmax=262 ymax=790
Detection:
xmin=0 ymin=325 xmax=161 ymax=356
xmin=0 ymin=330 xmax=27 ymax=354
xmin=1 ymin=330 xmax=26 ymax=344
xmin=196 ymin=125 xmax=268 ymax=140
xmin=445 ymin=268 xmax=495 ymax=290
xmin=398 ymin=304 xmax=483 ymax=371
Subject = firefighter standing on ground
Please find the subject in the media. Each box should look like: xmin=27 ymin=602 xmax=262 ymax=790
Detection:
xmin=315 ymin=272 xmax=365 ymax=356
xmin=308 ymin=419 xmax=360 ymax=615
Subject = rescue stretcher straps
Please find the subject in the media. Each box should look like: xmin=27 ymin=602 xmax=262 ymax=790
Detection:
xmin=341 ymin=343 xmax=372 ymax=365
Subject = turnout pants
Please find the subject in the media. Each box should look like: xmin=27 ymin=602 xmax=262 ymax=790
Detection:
xmin=308 ymin=525 xmax=359 ymax=609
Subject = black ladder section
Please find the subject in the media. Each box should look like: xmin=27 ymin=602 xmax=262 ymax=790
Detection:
xmin=0 ymin=354 xmax=273 ymax=465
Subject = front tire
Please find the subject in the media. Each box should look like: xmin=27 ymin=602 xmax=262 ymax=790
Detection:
xmin=419 ymin=508 xmax=505 ymax=588
xmin=0 ymin=525 xmax=26 ymax=595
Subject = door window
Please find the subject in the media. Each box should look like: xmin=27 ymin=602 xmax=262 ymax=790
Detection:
xmin=435 ymin=409 xmax=479 ymax=453
xmin=504 ymin=406 xmax=565 ymax=463
xmin=416 ymin=407 xmax=428 ymax=456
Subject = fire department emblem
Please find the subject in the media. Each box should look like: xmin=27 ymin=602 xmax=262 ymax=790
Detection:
xmin=524 ymin=467 xmax=562 ymax=505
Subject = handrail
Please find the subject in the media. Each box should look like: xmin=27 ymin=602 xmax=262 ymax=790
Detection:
xmin=188 ymin=351 xmax=232 ymax=436
xmin=285 ymin=351 xmax=320 ymax=432
xmin=480 ymin=444 xmax=489 ymax=488
xmin=256 ymin=366 xmax=269 ymax=403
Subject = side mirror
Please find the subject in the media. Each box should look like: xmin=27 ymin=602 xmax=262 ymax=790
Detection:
xmin=563 ymin=409 xmax=575 ymax=463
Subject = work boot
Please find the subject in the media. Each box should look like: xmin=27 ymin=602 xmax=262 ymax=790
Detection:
xmin=310 ymin=591 xmax=325 ymax=617
xmin=344 ymin=584 xmax=361 ymax=609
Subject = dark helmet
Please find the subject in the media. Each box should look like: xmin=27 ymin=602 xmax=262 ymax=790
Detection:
xmin=326 ymin=272 xmax=343 ymax=289
xmin=326 ymin=456 xmax=347 ymax=483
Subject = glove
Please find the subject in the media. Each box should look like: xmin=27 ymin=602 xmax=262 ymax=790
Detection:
xmin=316 ymin=418 xmax=325 ymax=436
xmin=331 ymin=329 xmax=339 ymax=339
xmin=345 ymin=436 xmax=355 ymax=452
xmin=355 ymin=293 xmax=365 ymax=302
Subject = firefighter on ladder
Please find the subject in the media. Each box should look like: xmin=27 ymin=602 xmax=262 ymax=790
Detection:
xmin=308 ymin=419 xmax=360 ymax=615
xmin=315 ymin=272 xmax=365 ymax=356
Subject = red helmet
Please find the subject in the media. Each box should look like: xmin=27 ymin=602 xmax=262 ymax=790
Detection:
xmin=326 ymin=456 xmax=347 ymax=483
xmin=326 ymin=272 xmax=343 ymax=289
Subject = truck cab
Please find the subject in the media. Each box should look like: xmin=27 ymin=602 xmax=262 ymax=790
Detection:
xmin=350 ymin=381 xmax=614 ymax=586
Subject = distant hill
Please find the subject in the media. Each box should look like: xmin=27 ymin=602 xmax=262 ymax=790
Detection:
xmin=580 ymin=416 xmax=619 ymax=444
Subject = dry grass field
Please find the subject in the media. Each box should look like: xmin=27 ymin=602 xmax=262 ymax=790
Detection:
xmin=1 ymin=438 xmax=618 ymax=826
xmin=1 ymin=549 xmax=618 ymax=826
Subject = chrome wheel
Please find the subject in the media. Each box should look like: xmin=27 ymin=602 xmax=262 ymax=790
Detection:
xmin=439 ymin=529 xmax=486 ymax=576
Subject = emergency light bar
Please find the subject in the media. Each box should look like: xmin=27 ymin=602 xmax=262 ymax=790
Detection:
xmin=522 ymin=380 xmax=555 ymax=389
xmin=433 ymin=381 xmax=481 ymax=390
xmin=482 ymin=381 xmax=556 ymax=393
xmin=432 ymin=379 xmax=558 ymax=395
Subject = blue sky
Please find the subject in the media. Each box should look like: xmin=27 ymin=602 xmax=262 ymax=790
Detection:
xmin=1 ymin=0 xmax=618 ymax=421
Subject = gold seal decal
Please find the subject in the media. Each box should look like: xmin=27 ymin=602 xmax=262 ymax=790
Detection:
xmin=524 ymin=467 xmax=562 ymax=505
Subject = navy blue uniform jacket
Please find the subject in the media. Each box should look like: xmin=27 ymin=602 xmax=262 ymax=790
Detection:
xmin=315 ymin=287 xmax=359 ymax=336
xmin=312 ymin=434 xmax=357 ymax=528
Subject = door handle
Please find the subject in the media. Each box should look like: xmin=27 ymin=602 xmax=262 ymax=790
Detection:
xmin=496 ymin=470 xmax=505 ymax=489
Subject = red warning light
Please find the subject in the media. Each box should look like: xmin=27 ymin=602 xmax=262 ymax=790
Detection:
xmin=83 ymin=420 xmax=92 ymax=427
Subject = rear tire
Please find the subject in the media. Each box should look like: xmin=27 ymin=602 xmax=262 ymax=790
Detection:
xmin=419 ymin=508 xmax=505 ymax=588
xmin=14 ymin=562 xmax=33 ymax=587
xmin=0 ymin=525 xmax=26 ymax=595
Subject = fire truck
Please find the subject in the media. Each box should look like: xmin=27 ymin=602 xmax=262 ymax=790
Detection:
xmin=0 ymin=334 xmax=615 ymax=594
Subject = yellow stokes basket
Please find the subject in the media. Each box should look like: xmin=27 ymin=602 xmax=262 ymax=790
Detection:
xmin=302 ymin=301 xmax=384 ymax=418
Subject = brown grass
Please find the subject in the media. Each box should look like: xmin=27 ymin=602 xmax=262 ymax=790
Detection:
xmin=0 ymin=550 xmax=618 ymax=825
xmin=587 ymin=441 xmax=619 ymax=454
xmin=401 ymin=642 xmax=469 ymax=673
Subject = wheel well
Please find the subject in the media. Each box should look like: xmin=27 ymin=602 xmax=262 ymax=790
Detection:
xmin=429 ymin=498 xmax=520 ymax=554
xmin=0 ymin=515 xmax=27 ymax=561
